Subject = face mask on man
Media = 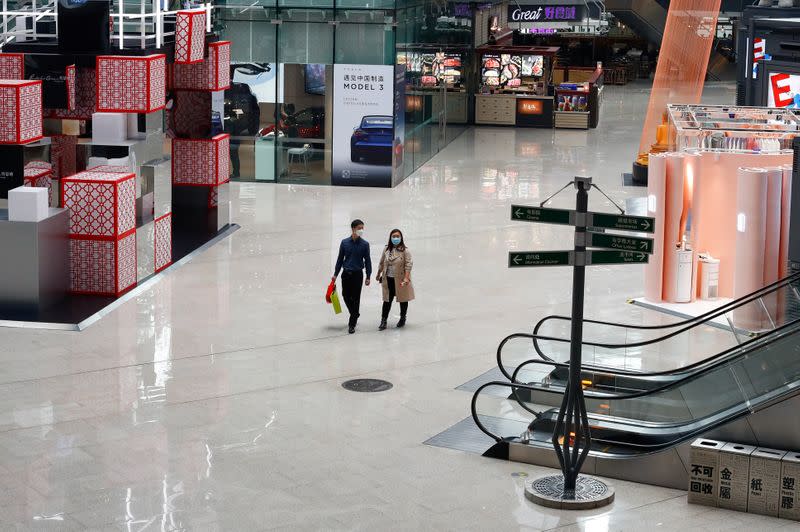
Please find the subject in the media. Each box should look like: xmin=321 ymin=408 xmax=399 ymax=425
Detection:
xmin=391 ymin=237 xmax=401 ymax=246
xmin=356 ymin=229 xmax=364 ymax=237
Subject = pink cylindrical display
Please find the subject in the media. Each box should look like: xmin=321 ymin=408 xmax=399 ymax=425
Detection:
xmin=733 ymin=167 xmax=769 ymax=331
xmin=693 ymin=151 xmax=792 ymax=298
xmin=763 ymin=167 xmax=784 ymax=323
xmin=764 ymin=167 xmax=783 ymax=287
xmin=662 ymin=153 xmax=686 ymax=303
xmin=684 ymin=152 xmax=700 ymax=302
xmin=780 ymin=164 xmax=793 ymax=280
xmin=645 ymin=153 xmax=667 ymax=302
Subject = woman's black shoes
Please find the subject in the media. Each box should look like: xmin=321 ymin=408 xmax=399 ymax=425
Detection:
xmin=397 ymin=317 xmax=406 ymax=328
xmin=379 ymin=319 xmax=388 ymax=331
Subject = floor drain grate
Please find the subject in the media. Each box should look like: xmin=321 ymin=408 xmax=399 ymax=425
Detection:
xmin=342 ymin=379 xmax=393 ymax=393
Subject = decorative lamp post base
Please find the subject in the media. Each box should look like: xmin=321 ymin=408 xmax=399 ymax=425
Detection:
xmin=525 ymin=475 xmax=615 ymax=510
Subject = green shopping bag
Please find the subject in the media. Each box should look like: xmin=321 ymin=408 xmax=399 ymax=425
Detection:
xmin=330 ymin=288 xmax=342 ymax=314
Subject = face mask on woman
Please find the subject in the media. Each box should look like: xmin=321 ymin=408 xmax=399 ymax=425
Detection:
xmin=391 ymin=237 xmax=401 ymax=246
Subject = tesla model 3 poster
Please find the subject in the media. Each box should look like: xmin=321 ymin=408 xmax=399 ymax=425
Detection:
xmin=332 ymin=65 xmax=395 ymax=187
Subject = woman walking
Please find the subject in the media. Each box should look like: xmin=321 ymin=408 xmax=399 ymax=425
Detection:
xmin=376 ymin=229 xmax=415 ymax=330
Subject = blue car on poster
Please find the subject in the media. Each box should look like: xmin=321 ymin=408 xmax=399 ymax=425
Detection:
xmin=350 ymin=116 xmax=393 ymax=164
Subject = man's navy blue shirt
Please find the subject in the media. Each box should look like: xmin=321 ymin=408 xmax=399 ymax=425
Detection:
xmin=335 ymin=237 xmax=372 ymax=277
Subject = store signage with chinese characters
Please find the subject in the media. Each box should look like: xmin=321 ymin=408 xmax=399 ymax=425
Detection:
xmin=524 ymin=28 xmax=558 ymax=34
xmin=508 ymin=5 xmax=584 ymax=23
xmin=517 ymin=99 xmax=544 ymax=115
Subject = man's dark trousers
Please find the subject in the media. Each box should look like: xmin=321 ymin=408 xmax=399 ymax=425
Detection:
xmin=341 ymin=270 xmax=363 ymax=327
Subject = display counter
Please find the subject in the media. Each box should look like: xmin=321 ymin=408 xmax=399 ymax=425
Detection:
xmin=475 ymin=94 xmax=553 ymax=127
xmin=553 ymin=67 xmax=604 ymax=129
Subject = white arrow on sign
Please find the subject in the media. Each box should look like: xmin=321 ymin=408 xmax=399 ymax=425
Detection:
xmin=513 ymin=255 xmax=522 ymax=265
xmin=639 ymin=242 xmax=648 ymax=250
xmin=515 ymin=209 xmax=524 ymax=218
xmin=642 ymin=219 xmax=651 ymax=231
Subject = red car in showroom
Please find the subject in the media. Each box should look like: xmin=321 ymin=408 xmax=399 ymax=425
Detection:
xmin=259 ymin=107 xmax=325 ymax=140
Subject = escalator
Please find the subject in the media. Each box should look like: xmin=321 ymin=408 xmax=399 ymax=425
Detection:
xmin=505 ymin=272 xmax=800 ymax=407
xmin=471 ymin=273 xmax=800 ymax=489
xmin=606 ymin=0 xmax=667 ymax=46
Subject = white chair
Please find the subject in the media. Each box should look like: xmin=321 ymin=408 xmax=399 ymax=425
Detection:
xmin=287 ymin=144 xmax=312 ymax=174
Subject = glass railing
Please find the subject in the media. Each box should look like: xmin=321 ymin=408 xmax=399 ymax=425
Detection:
xmin=497 ymin=273 xmax=800 ymax=391
xmin=474 ymin=319 xmax=800 ymax=451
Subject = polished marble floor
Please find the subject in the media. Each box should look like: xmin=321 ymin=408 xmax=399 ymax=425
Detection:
xmin=1 ymin=80 xmax=796 ymax=531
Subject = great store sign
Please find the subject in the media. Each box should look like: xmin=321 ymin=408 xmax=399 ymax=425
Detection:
xmin=508 ymin=5 xmax=584 ymax=22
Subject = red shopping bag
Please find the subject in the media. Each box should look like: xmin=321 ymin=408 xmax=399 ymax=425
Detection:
xmin=326 ymin=280 xmax=335 ymax=303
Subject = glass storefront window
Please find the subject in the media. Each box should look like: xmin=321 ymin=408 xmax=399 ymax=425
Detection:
xmin=218 ymin=0 xmax=471 ymax=186
xmin=276 ymin=63 xmax=332 ymax=185
xmin=279 ymin=20 xmax=334 ymax=64
xmin=336 ymin=22 xmax=394 ymax=65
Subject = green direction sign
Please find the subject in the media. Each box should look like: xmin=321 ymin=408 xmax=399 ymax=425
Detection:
xmin=588 ymin=250 xmax=649 ymax=265
xmin=509 ymin=251 xmax=572 ymax=268
xmin=588 ymin=232 xmax=654 ymax=254
xmin=590 ymin=212 xmax=655 ymax=234
xmin=511 ymin=205 xmax=573 ymax=225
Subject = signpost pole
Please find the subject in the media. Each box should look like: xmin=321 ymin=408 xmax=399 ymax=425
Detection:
xmin=511 ymin=176 xmax=652 ymax=507
xmin=553 ymin=177 xmax=592 ymax=494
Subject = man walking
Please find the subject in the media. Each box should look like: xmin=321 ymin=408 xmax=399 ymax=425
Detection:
xmin=333 ymin=219 xmax=372 ymax=334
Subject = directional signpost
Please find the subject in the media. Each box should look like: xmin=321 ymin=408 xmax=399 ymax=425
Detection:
xmin=586 ymin=232 xmax=654 ymax=255
xmin=511 ymin=205 xmax=573 ymax=225
xmin=588 ymin=250 xmax=650 ymax=265
xmin=508 ymin=177 xmax=655 ymax=510
xmin=509 ymin=251 xmax=572 ymax=268
xmin=590 ymin=212 xmax=655 ymax=233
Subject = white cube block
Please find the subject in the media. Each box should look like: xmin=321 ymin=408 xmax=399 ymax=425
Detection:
xmin=107 ymin=156 xmax=131 ymax=170
xmin=87 ymin=156 xmax=109 ymax=168
xmin=92 ymin=112 xmax=128 ymax=144
xmin=9 ymin=186 xmax=49 ymax=222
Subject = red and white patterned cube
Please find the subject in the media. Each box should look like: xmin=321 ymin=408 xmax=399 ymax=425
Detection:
xmin=173 ymin=41 xmax=230 ymax=91
xmin=45 ymin=66 xmax=95 ymax=119
xmin=168 ymin=90 xmax=212 ymax=138
xmin=25 ymin=160 xmax=52 ymax=171
xmin=154 ymin=213 xmax=172 ymax=272
xmin=0 ymin=80 xmax=42 ymax=144
xmin=66 ymin=64 xmax=76 ymax=111
xmin=175 ymin=10 xmax=206 ymax=64
xmin=172 ymin=133 xmax=230 ymax=186
xmin=23 ymin=164 xmax=54 ymax=206
xmin=87 ymin=164 xmax=132 ymax=173
xmin=0 ymin=53 xmax=24 ymax=79
xmin=96 ymin=54 xmax=166 ymax=113
xmin=69 ymin=232 xmax=136 ymax=296
xmin=62 ymin=170 xmax=136 ymax=239
xmin=50 ymin=134 xmax=77 ymax=180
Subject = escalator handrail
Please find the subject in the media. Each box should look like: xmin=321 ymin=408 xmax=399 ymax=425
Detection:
xmin=501 ymin=318 xmax=800 ymax=403
xmin=497 ymin=331 xmax=645 ymax=382
xmin=472 ymin=377 xmax=800 ymax=454
xmin=469 ymin=379 xmax=684 ymax=448
xmin=530 ymin=271 xmax=800 ymax=363
xmin=471 ymin=380 xmax=706 ymax=452
xmin=513 ymin=296 xmax=800 ymax=390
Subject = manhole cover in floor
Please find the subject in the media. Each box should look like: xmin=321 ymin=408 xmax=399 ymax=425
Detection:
xmin=341 ymin=379 xmax=393 ymax=393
